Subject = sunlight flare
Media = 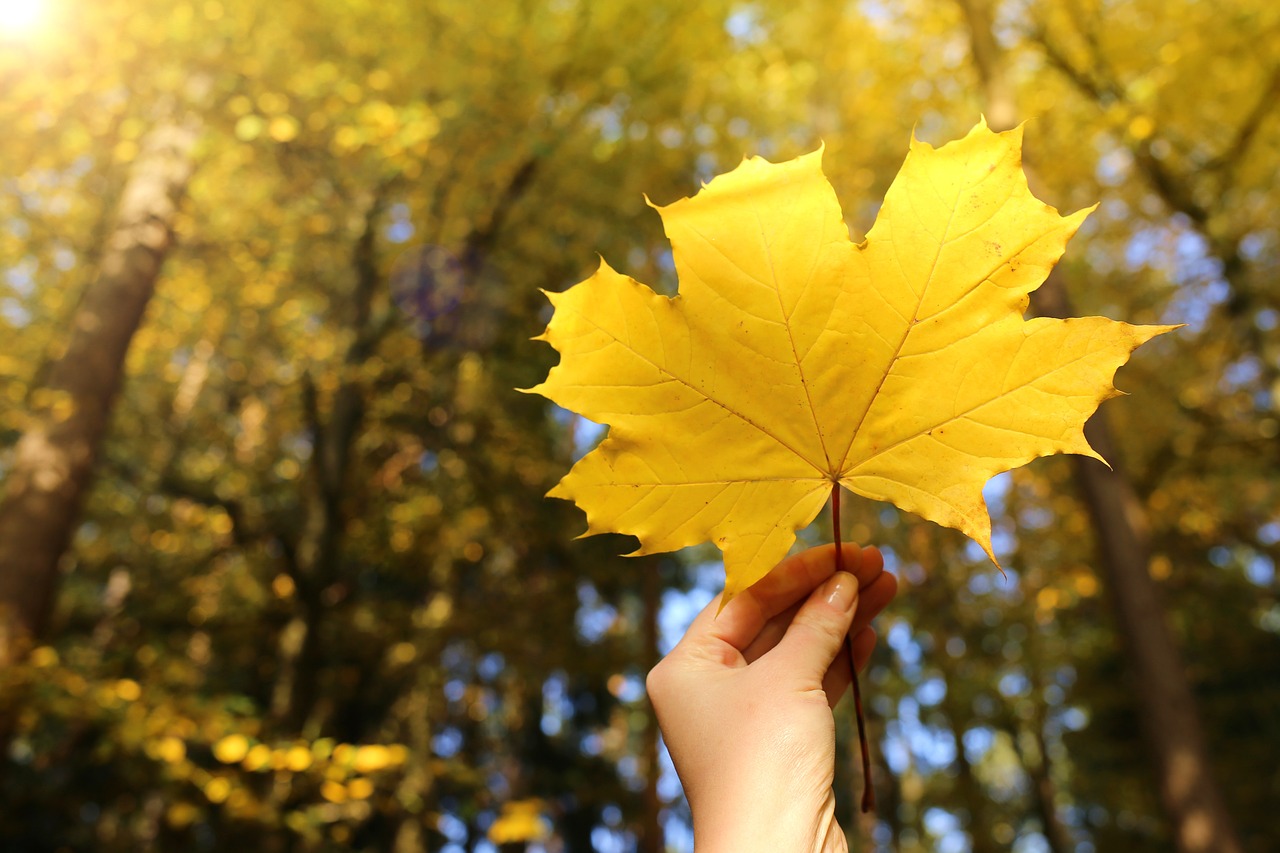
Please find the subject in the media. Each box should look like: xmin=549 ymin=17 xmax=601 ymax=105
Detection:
xmin=0 ymin=0 xmax=46 ymax=36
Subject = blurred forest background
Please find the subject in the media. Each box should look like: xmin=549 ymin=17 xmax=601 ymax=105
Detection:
xmin=1 ymin=0 xmax=1278 ymax=851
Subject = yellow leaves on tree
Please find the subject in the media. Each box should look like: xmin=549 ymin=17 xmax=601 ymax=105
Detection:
xmin=530 ymin=121 xmax=1175 ymax=602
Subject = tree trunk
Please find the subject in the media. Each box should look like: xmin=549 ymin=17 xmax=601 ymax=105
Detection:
xmin=955 ymin=3 xmax=1243 ymax=850
xmin=0 ymin=117 xmax=198 ymax=666
xmin=1064 ymin=393 xmax=1243 ymax=853
xmin=269 ymin=194 xmax=386 ymax=733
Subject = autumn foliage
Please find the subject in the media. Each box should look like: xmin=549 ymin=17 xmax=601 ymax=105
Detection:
xmin=1 ymin=1 xmax=1278 ymax=851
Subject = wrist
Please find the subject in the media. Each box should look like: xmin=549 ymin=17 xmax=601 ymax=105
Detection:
xmin=691 ymin=789 xmax=847 ymax=853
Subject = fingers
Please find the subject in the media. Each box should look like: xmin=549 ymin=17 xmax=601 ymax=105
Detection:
xmin=821 ymin=568 xmax=897 ymax=706
xmin=821 ymin=626 xmax=879 ymax=707
xmin=849 ymin=563 xmax=896 ymax=643
xmin=762 ymin=570 xmax=860 ymax=684
xmin=663 ymin=543 xmax=895 ymax=679
xmin=741 ymin=545 xmax=892 ymax=663
xmin=850 ymin=623 xmax=879 ymax=671
xmin=694 ymin=543 xmax=869 ymax=655
xmin=739 ymin=598 xmax=803 ymax=663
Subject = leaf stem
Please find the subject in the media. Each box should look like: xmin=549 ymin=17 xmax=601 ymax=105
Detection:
xmin=832 ymin=482 xmax=875 ymax=814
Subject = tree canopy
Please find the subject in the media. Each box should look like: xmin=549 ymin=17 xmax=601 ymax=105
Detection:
xmin=1 ymin=1 xmax=1278 ymax=851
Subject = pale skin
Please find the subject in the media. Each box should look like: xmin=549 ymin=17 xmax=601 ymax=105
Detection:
xmin=646 ymin=543 xmax=898 ymax=853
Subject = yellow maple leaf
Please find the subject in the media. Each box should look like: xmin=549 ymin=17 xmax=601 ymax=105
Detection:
xmin=529 ymin=121 xmax=1176 ymax=602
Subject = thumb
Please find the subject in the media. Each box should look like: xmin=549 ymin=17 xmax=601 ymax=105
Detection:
xmin=765 ymin=571 xmax=858 ymax=685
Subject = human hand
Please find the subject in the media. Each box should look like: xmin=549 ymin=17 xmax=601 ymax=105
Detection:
xmin=646 ymin=543 xmax=897 ymax=853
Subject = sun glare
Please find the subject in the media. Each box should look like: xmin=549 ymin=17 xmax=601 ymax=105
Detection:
xmin=0 ymin=0 xmax=45 ymax=36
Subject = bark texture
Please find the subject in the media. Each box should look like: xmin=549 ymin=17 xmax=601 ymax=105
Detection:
xmin=0 ymin=119 xmax=198 ymax=666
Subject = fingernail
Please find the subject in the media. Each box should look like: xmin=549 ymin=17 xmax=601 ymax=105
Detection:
xmin=825 ymin=572 xmax=858 ymax=611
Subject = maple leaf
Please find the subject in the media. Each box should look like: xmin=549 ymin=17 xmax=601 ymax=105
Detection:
xmin=529 ymin=120 xmax=1176 ymax=602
